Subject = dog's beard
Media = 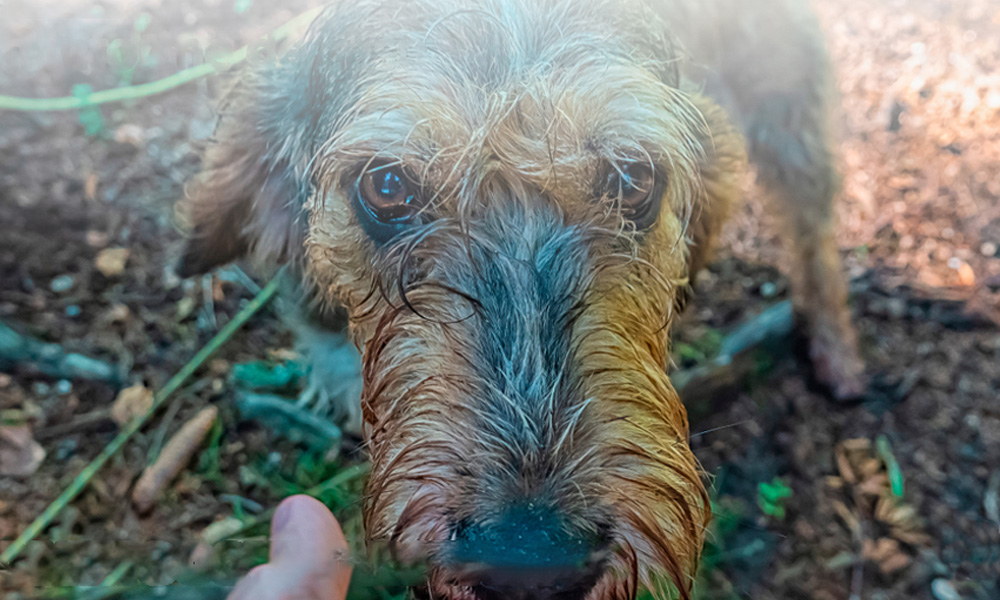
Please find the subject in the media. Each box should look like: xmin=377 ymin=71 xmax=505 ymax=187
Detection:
xmin=352 ymin=216 xmax=707 ymax=600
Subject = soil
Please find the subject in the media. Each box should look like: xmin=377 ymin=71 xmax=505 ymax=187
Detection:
xmin=1 ymin=1 xmax=998 ymax=599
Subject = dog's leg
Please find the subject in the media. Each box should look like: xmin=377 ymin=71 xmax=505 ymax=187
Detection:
xmin=277 ymin=273 xmax=363 ymax=436
xmin=292 ymin=322 xmax=363 ymax=435
xmin=746 ymin=93 xmax=866 ymax=400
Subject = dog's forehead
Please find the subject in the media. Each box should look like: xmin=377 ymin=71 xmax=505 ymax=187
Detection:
xmin=313 ymin=0 xmax=691 ymax=182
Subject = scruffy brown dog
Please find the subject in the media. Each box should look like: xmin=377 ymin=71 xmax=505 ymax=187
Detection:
xmin=178 ymin=0 xmax=865 ymax=598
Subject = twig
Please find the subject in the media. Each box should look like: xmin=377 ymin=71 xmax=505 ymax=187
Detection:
xmin=0 ymin=7 xmax=323 ymax=112
xmin=147 ymin=391 xmax=187 ymax=463
xmin=34 ymin=408 xmax=113 ymax=442
xmin=0 ymin=320 xmax=119 ymax=383
xmin=675 ymin=300 xmax=795 ymax=422
xmin=0 ymin=274 xmax=281 ymax=566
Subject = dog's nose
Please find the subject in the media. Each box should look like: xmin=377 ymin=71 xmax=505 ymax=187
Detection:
xmin=446 ymin=505 xmax=610 ymax=600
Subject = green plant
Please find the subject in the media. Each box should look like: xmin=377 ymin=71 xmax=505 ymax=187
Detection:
xmin=72 ymin=84 xmax=105 ymax=137
xmin=106 ymin=13 xmax=155 ymax=87
xmin=757 ymin=477 xmax=793 ymax=521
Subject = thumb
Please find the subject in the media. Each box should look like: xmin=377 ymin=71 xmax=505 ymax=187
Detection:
xmin=270 ymin=495 xmax=353 ymax=600
xmin=227 ymin=495 xmax=352 ymax=600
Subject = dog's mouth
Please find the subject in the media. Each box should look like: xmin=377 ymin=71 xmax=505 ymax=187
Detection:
xmin=411 ymin=542 xmax=613 ymax=600
xmin=414 ymin=561 xmax=612 ymax=600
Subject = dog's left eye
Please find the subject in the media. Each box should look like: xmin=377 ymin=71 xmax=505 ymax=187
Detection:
xmin=360 ymin=164 xmax=421 ymax=223
xmin=354 ymin=162 xmax=424 ymax=243
xmin=602 ymin=162 xmax=659 ymax=227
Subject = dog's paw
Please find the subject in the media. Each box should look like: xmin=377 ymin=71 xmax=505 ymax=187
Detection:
xmin=808 ymin=329 xmax=867 ymax=401
xmin=295 ymin=328 xmax=364 ymax=436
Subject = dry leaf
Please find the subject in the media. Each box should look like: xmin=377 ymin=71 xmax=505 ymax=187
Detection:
xmin=95 ymin=247 xmax=130 ymax=278
xmin=111 ymin=385 xmax=154 ymax=426
xmin=956 ymin=261 xmax=976 ymax=287
xmin=0 ymin=424 xmax=46 ymax=477
xmin=132 ymin=406 xmax=218 ymax=514
xmin=863 ymin=537 xmax=911 ymax=575
xmin=84 ymin=172 xmax=98 ymax=201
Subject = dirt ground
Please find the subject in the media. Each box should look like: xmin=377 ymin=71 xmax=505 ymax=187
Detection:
xmin=1 ymin=1 xmax=998 ymax=599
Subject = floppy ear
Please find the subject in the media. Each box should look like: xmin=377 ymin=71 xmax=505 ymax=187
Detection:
xmin=683 ymin=93 xmax=748 ymax=278
xmin=176 ymin=68 xmax=312 ymax=277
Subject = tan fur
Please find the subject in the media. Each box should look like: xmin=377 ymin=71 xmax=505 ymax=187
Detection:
xmin=177 ymin=1 xmax=863 ymax=598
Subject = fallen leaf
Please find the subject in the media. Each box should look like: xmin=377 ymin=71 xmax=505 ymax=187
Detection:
xmin=84 ymin=172 xmax=98 ymax=201
xmin=111 ymin=385 xmax=154 ymax=426
xmin=957 ymin=261 xmax=976 ymax=287
xmin=863 ymin=537 xmax=910 ymax=574
xmin=95 ymin=247 xmax=130 ymax=278
xmin=0 ymin=424 xmax=46 ymax=477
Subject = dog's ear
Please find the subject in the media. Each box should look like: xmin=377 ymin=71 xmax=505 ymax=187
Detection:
xmin=176 ymin=69 xmax=312 ymax=278
xmin=682 ymin=93 xmax=749 ymax=278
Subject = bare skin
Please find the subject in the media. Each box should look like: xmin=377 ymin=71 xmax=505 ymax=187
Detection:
xmin=227 ymin=495 xmax=352 ymax=600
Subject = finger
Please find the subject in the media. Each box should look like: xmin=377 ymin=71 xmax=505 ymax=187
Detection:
xmin=226 ymin=564 xmax=275 ymax=600
xmin=269 ymin=494 xmax=353 ymax=600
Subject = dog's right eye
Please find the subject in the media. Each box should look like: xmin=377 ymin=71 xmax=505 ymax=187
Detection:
xmin=355 ymin=163 xmax=424 ymax=243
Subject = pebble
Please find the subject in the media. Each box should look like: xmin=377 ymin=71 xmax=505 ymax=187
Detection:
xmin=56 ymin=380 xmax=72 ymax=394
xmin=65 ymin=304 xmax=81 ymax=317
xmin=55 ymin=438 xmax=78 ymax=461
xmin=981 ymin=241 xmax=998 ymax=257
xmin=931 ymin=578 xmax=962 ymax=600
xmin=760 ymin=281 xmax=778 ymax=298
xmin=49 ymin=275 xmax=75 ymax=293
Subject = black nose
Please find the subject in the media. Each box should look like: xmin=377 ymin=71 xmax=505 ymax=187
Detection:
xmin=446 ymin=505 xmax=610 ymax=600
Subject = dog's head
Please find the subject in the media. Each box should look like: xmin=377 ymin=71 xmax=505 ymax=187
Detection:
xmin=179 ymin=1 xmax=746 ymax=598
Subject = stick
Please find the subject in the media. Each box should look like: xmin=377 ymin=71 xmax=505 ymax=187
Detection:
xmin=0 ymin=275 xmax=280 ymax=566
xmin=0 ymin=320 xmax=119 ymax=383
xmin=674 ymin=300 xmax=795 ymax=423
xmin=0 ymin=7 xmax=323 ymax=112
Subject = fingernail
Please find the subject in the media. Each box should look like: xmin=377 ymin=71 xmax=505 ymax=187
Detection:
xmin=272 ymin=497 xmax=297 ymax=534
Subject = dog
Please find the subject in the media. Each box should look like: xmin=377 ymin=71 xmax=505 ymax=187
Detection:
xmin=177 ymin=1 xmax=865 ymax=598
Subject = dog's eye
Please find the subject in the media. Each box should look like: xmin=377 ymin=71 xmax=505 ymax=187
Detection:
xmin=354 ymin=162 xmax=425 ymax=244
xmin=359 ymin=164 xmax=421 ymax=224
xmin=602 ymin=162 xmax=660 ymax=227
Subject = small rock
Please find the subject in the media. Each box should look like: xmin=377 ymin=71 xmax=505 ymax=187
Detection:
xmin=981 ymin=242 xmax=998 ymax=257
xmin=49 ymin=275 xmax=75 ymax=293
xmin=0 ymin=424 xmax=46 ymax=477
xmin=56 ymin=380 xmax=72 ymax=395
xmin=760 ymin=281 xmax=778 ymax=298
xmin=55 ymin=438 xmax=78 ymax=461
xmin=113 ymin=123 xmax=145 ymax=147
xmin=931 ymin=578 xmax=962 ymax=600
xmin=111 ymin=384 xmax=154 ymax=426
xmin=85 ymin=230 xmax=109 ymax=248
xmin=95 ymin=247 xmax=130 ymax=278
xmin=65 ymin=305 xmax=81 ymax=318
xmin=887 ymin=297 xmax=907 ymax=319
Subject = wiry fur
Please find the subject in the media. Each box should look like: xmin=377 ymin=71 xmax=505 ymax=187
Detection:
xmin=177 ymin=1 xmax=864 ymax=598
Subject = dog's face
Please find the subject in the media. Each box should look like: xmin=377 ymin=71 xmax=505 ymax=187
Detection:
xmin=180 ymin=1 xmax=748 ymax=598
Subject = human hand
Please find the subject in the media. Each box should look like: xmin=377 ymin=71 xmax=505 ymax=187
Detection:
xmin=227 ymin=495 xmax=352 ymax=600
